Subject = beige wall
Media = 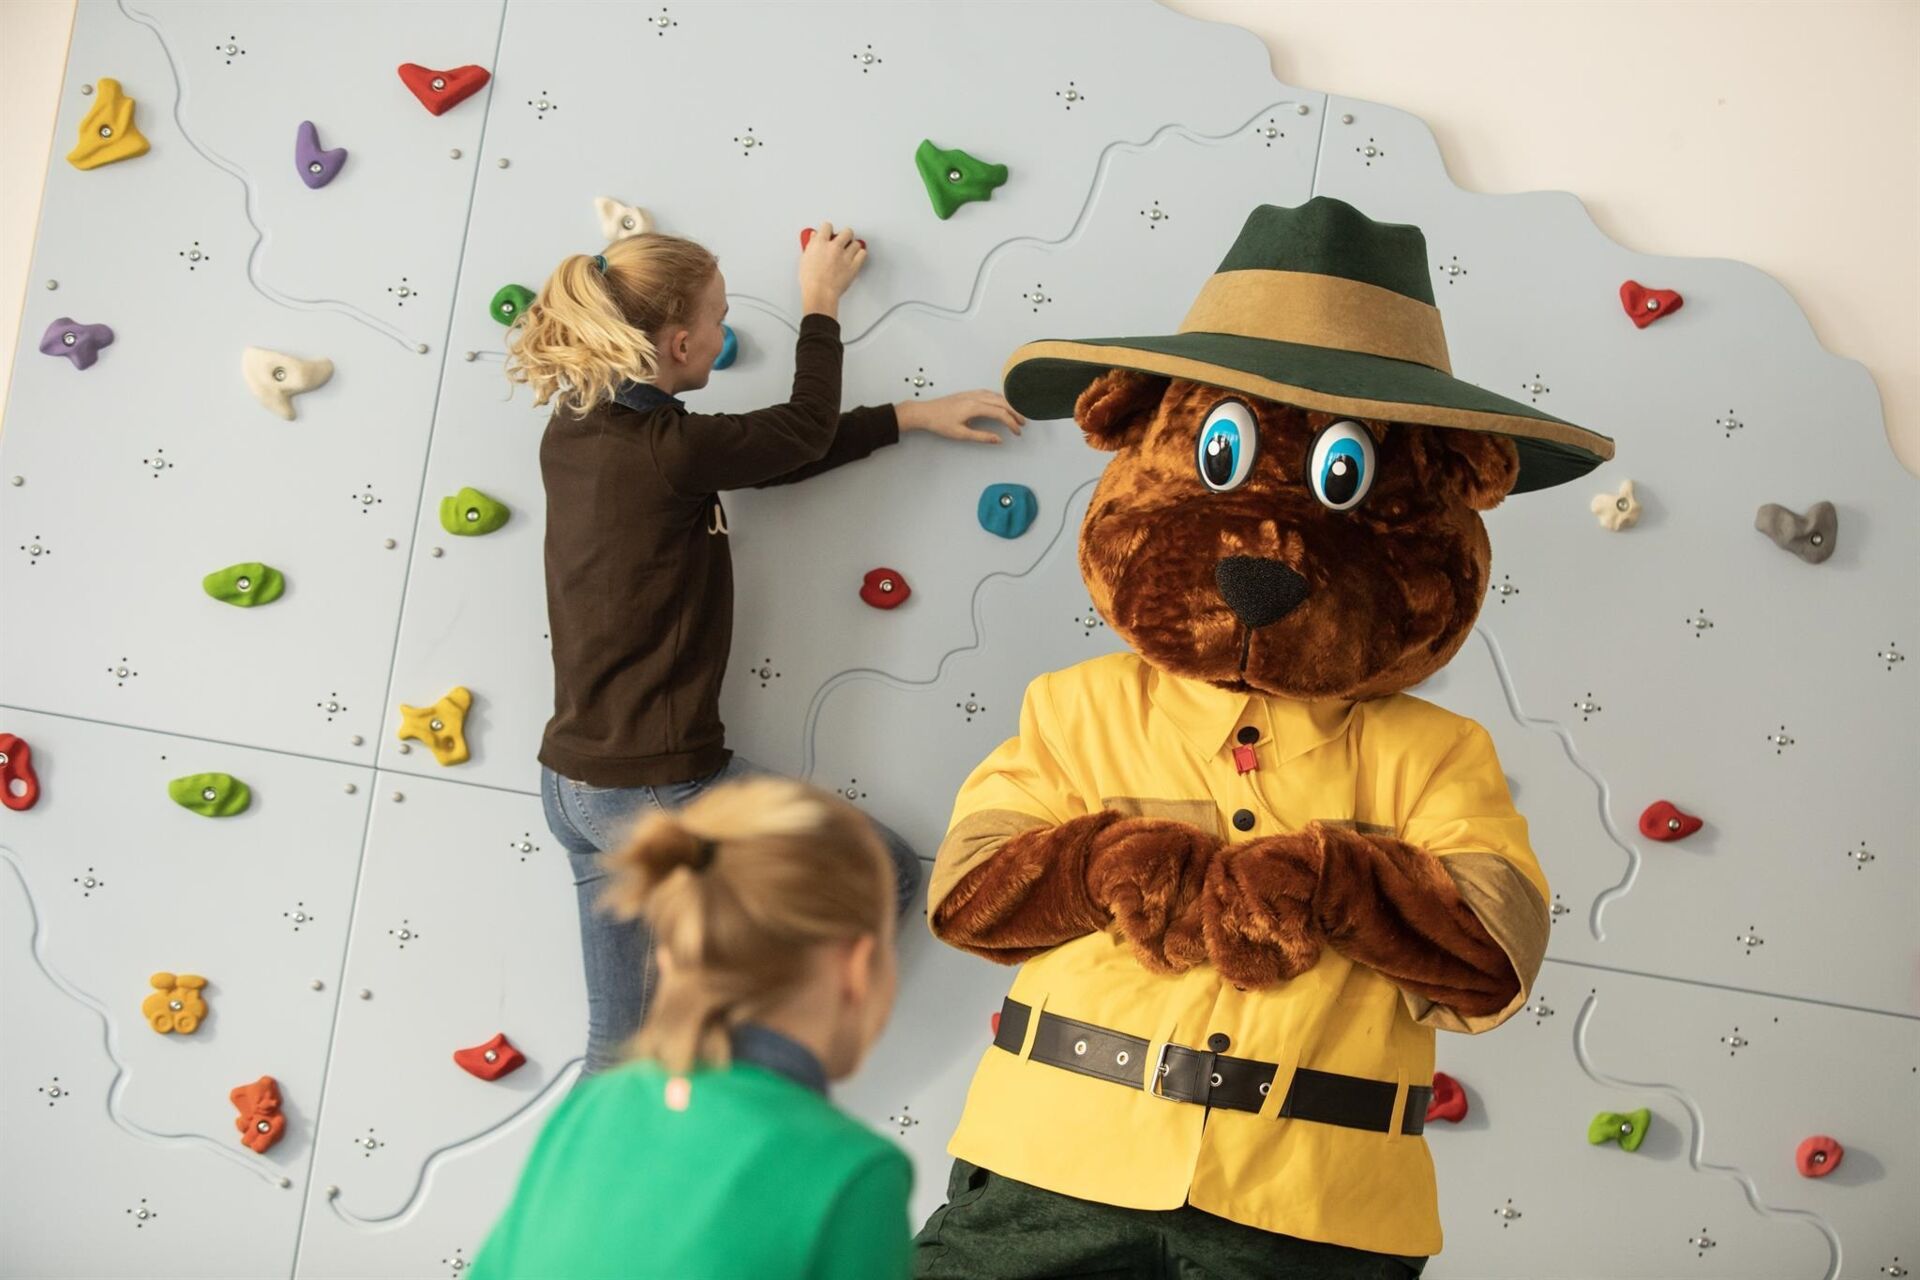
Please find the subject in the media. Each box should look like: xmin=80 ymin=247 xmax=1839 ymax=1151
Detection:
xmin=4 ymin=0 xmax=1915 ymax=473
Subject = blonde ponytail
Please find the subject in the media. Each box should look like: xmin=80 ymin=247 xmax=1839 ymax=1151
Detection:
xmin=599 ymin=777 xmax=894 ymax=1075
xmin=504 ymin=233 xmax=720 ymax=417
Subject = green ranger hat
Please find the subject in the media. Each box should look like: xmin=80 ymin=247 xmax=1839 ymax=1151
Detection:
xmin=1002 ymin=197 xmax=1614 ymax=492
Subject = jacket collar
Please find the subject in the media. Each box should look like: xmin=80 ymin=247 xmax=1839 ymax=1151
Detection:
xmin=1146 ymin=663 xmax=1355 ymax=767
xmin=727 ymin=1022 xmax=827 ymax=1096
xmin=612 ymin=378 xmax=685 ymax=414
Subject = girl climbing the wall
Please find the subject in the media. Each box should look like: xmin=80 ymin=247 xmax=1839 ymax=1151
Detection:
xmin=506 ymin=225 xmax=1022 ymax=1075
xmin=471 ymin=776 xmax=913 ymax=1278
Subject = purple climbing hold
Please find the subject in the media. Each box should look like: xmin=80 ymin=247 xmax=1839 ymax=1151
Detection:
xmin=39 ymin=317 xmax=114 ymax=370
xmin=295 ymin=121 xmax=347 ymax=189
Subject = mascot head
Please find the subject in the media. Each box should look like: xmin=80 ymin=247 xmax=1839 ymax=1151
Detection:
xmin=1004 ymin=198 xmax=1614 ymax=702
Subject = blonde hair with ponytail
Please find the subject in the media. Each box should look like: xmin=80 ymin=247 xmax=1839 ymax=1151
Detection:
xmin=598 ymin=777 xmax=895 ymax=1075
xmin=504 ymin=233 xmax=721 ymax=417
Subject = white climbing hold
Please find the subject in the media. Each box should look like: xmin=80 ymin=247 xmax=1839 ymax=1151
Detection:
xmin=595 ymin=196 xmax=654 ymax=241
xmin=1590 ymin=479 xmax=1641 ymax=531
xmin=242 ymin=347 xmax=333 ymax=420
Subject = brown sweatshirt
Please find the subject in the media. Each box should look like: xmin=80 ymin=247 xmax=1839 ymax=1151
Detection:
xmin=539 ymin=313 xmax=899 ymax=787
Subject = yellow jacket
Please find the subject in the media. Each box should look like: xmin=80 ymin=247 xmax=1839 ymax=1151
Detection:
xmin=928 ymin=652 xmax=1550 ymax=1257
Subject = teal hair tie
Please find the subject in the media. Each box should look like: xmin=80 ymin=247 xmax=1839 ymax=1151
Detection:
xmin=591 ymin=254 xmax=608 ymax=274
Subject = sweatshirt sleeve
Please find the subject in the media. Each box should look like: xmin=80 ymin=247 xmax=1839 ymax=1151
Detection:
xmin=749 ymin=403 xmax=900 ymax=488
xmin=646 ymin=313 xmax=851 ymax=495
xmin=805 ymin=1149 xmax=913 ymax=1280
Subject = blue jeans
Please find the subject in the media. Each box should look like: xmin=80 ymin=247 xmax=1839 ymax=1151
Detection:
xmin=541 ymin=756 xmax=925 ymax=1076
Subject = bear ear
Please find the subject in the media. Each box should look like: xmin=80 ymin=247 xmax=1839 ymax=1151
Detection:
xmin=1074 ymin=368 xmax=1170 ymax=452
xmin=1421 ymin=427 xmax=1521 ymax=511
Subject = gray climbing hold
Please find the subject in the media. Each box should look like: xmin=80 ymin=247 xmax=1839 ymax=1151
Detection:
xmin=1755 ymin=501 xmax=1836 ymax=564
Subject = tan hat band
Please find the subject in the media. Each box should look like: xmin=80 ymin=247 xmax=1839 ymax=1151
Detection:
xmin=1177 ymin=269 xmax=1453 ymax=375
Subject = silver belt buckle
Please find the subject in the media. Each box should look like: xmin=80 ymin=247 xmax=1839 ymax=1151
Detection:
xmin=1147 ymin=1040 xmax=1177 ymax=1101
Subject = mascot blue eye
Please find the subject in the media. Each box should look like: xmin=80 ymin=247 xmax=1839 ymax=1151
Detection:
xmin=1307 ymin=420 xmax=1376 ymax=511
xmin=1196 ymin=400 xmax=1258 ymax=492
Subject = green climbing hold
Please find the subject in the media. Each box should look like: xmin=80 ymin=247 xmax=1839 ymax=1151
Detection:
xmin=1587 ymin=1108 xmax=1651 ymax=1152
xmin=914 ymin=139 xmax=1008 ymax=220
xmin=168 ymin=772 xmax=252 ymax=818
xmin=439 ymin=486 xmax=510 ymax=536
xmin=489 ymin=284 xmax=535 ymax=326
xmin=202 ymin=561 xmax=286 ymax=608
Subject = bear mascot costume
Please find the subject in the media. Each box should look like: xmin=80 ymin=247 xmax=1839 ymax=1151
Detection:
xmin=911 ymin=198 xmax=1614 ymax=1278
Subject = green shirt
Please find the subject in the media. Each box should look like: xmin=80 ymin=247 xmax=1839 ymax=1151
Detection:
xmin=471 ymin=1061 xmax=913 ymax=1280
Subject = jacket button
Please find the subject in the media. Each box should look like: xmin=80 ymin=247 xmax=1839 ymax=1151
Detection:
xmin=1236 ymin=726 xmax=1259 ymax=745
xmin=1208 ymin=1033 xmax=1231 ymax=1053
xmin=1232 ymin=809 xmax=1255 ymax=831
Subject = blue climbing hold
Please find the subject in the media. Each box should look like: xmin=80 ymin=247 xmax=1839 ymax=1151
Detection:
xmin=978 ymin=484 xmax=1038 ymax=539
xmin=714 ymin=324 xmax=737 ymax=370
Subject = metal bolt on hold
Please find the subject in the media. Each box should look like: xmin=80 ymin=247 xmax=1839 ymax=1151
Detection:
xmin=272 ymin=366 xmax=288 ymax=382
xmin=484 ymin=1049 xmax=498 ymax=1063
xmin=431 ymin=77 xmax=446 ymax=91
xmin=1260 ymin=125 xmax=1278 ymax=139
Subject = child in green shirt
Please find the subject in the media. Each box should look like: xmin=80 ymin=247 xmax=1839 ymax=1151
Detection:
xmin=472 ymin=777 xmax=912 ymax=1279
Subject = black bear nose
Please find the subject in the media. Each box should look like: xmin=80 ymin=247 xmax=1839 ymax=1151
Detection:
xmin=1215 ymin=556 xmax=1310 ymax=628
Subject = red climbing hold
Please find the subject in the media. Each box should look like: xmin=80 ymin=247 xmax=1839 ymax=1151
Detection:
xmin=1426 ymin=1071 xmax=1468 ymax=1124
xmin=1795 ymin=1134 xmax=1843 ymax=1178
xmin=397 ymin=63 xmax=491 ymax=116
xmin=860 ymin=568 xmax=911 ymax=610
xmin=1639 ymin=800 xmax=1702 ymax=842
xmin=231 ymin=1076 xmax=286 ymax=1153
xmin=1619 ymin=280 xmax=1683 ymax=329
xmin=0 ymin=733 xmax=39 ymax=811
xmin=800 ymin=227 xmax=866 ymax=252
xmin=454 ymin=1032 xmax=526 ymax=1081
xmin=990 ymin=1011 xmax=1001 ymax=1037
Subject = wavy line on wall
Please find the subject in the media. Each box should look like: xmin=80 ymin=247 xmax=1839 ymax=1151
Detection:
xmin=1471 ymin=626 xmax=1639 ymax=940
xmin=0 ymin=847 xmax=286 ymax=1188
xmin=117 ymin=0 xmax=424 ymax=352
xmin=322 ymin=1057 xmax=581 ymax=1229
xmin=1572 ymin=991 xmax=1842 ymax=1279
xmin=728 ymin=95 xmax=1322 ymax=349
xmin=797 ymin=477 xmax=1099 ymax=780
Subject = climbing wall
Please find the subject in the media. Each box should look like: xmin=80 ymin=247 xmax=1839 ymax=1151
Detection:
xmin=0 ymin=2 xmax=1912 ymax=1278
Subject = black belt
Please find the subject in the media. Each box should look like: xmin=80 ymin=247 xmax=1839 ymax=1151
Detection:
xmin=992 ymin=998 xmax=1428 ymax=1136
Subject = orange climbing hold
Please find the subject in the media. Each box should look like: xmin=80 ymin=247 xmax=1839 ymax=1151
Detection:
xmin=143 ymin=972 xmax=208 ymax=1034
xmin=1426 ymin=1071 xmax=1468 ymax=1124
xmin=0 ymin=733 xmax=40 ymax=811
xmin=454 ymin=1032 xmax=526 ymax=1081
xmin=1795 ymin=1134 xmax=1843 ymax=1178
xmin=231 ymin=1076 xmax=286 ymax=1153
xmin=800 ymin=227 xmax=866 ymax=252
xmin=67 ymin=78 xmax=150 ymax=170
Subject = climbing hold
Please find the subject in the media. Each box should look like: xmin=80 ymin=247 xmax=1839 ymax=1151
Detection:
xmin=1755 ymin=501 xmax=1837 ymax=564
xmin=594 ymin=196 xmax=654 ymax=240
xmin=396 ymin=686 xmax=473 ymax=765
xmin=66 ymin=78 xmax=150 ymax=170
xmin=453 ymin=1032 xmax=526 ymax=1081
xmin=242 ymin=347 xmax=333 ymax=420
xmin=1426 ymin=1072 xmax=1468 ymax=1124
xmin=231 ymin=1076 xmax=286 ymax=1153
xmin=294 ymin=120 xmax=347 ymax=189
xmin=799 ymin=227 xmax=867 ymax=251
xmin=714 ymin=324 xmax=738 ymax=370
xmin=860 ymin=568 xmax=912 ymax=610
xmin=489 ymin=284 xmax=534 ymax=326
xmin=168 ymin=772 xmax=252 ymax=818
xmin=438 ymin=487 xmax=510 ymax=536
xmin=1639 ymin=800 xmax=1702 ymax=842
xmin=1590 ymin=479 xmax=1641 ymax=531
xmin=989 ymin=1011 xmax=1001 ymax=1037
xmin=38 ymin=317 xmax=114 ymax=370
xmin=397 ymin=63 xmax=491 ymax=116
xmin=1587 ymin=1108 xmax=1651 ymax=1152
xmin=1619 ymin=280 xmax=1683 ymax=328
xmin=914 ymin=139 xmax=1008 ymax=219
xmin=977 ymin=483 xmax=1038 ymax=539
xmin=143 ymin=972 xmax=208 ymax=1034
xmin=1795 ymin=1134 xmax=1843 ymax=1178
xmin=203 ymin=561 xmax=286 ymax=608
xmin=0 ymin=733 xmax=41 ymax=811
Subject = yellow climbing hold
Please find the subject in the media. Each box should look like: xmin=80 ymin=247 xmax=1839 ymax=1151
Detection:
xmin=68 ymin=79 xmax=151 ymax=170
xmin=143 ymin=971 xmax=208 ymax=1034
xmin=396 ymin=686 xmax=473 ymax=765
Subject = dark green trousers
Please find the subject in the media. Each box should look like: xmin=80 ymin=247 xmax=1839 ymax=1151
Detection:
xmin=913 ymin=1159 xmax=1427 ymax=1280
